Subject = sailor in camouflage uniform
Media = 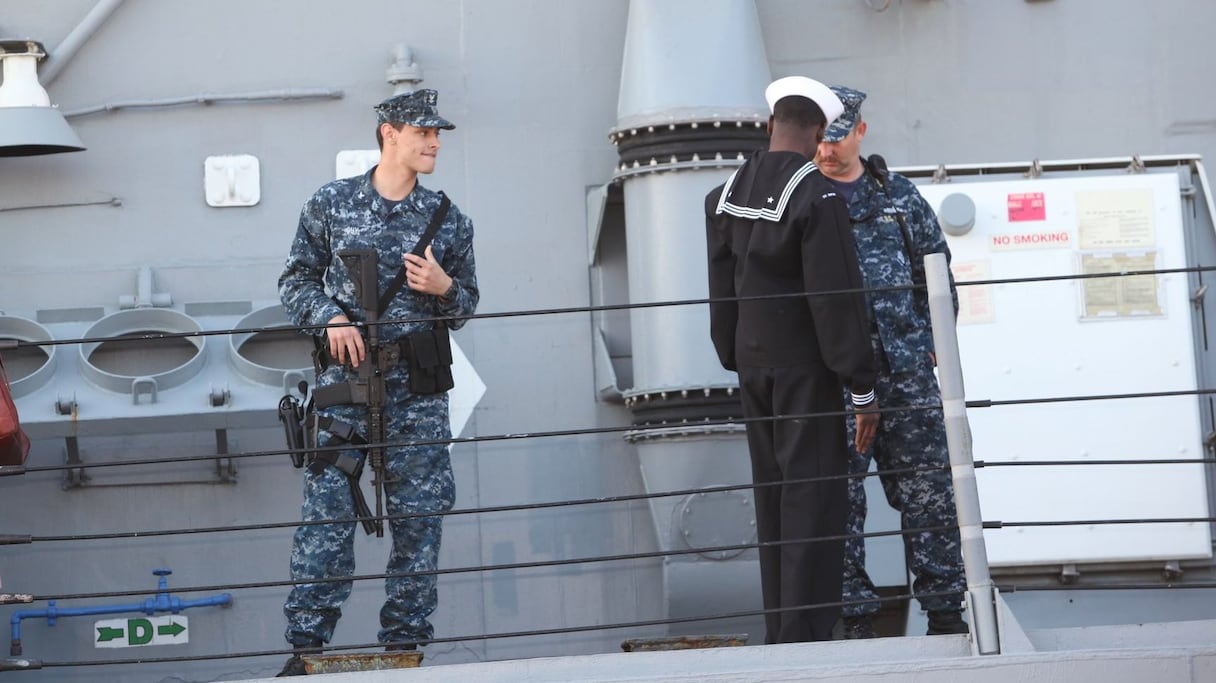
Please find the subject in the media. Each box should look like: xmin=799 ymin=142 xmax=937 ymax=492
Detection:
xmin=814 ymin=86 xmax=967 ymax=638
xmin=276 ymin=89 xmax=478 ymax=674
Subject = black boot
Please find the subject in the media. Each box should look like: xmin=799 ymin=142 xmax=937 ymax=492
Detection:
xmin=926 ymin=610 xmax=969 ymax=635
xmin=277 ymin=642 xmax=322 ymax=677
xmin=276 ymin=655 xmax=308 ymax=677
xmin=842 ymin=615 xmax=877 ymax=639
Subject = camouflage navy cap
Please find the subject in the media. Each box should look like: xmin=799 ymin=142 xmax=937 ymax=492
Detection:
xmin=823 ymin=86 xmax=866 ymax=142
xmin=374 ymin=89 xmax=455 ymax=130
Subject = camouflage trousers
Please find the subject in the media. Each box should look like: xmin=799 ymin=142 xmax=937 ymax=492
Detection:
xmin=283 ymin=390 xmax=455 ymax=647
xmin=843 ymin=356 xmax=964 ymax=617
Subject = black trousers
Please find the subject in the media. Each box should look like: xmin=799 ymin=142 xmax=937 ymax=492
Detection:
xmin=738 ymin=363 xmax=849 ymax=643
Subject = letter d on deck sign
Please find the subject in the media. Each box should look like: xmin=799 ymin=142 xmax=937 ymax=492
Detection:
xmin=94 ymin=615 xmax=189 ymax=648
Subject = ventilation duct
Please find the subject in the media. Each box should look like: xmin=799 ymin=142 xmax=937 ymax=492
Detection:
xmin=0 ymin=40 xmax=85 ymax=157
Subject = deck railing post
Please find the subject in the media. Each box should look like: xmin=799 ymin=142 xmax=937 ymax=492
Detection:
xmin=925 ymin=253 xmax=999 ymax=655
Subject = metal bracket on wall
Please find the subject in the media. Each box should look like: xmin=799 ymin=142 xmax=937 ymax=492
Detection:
xmin=1058 ymin=563 xmax=1080 ymax=584
xmin=62 ymin=436 xmax=88 ymax=489
xmin=61 ymin=429 xmax=238 ymax=488
xmin=214 ymin=429 xmax=236 ymax=483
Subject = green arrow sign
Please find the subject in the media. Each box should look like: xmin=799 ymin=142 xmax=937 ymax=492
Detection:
xmin=96 ymin=626 xmax=124 ymax=643
xmin=94 ymin=615 xmax=189 ymax=648
xmin=158 ymin=621 xmax=185 ymax=637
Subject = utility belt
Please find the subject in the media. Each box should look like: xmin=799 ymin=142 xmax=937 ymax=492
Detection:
xmin=311 ymin=327 xmax=454 ymax=396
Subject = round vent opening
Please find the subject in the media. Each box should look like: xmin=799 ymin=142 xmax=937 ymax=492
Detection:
xmin=79 ymin=309 xmax=206 ymax=394
xmin=228 ymin=304 xmax=313 ymax=388
xmin=0 ymin=315 xmax=57 ymax=398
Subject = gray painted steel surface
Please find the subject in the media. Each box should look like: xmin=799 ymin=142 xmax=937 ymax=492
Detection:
xmin=612 ymin=0 xmax=768 ymax=637
xmin=0 ymin=1 xmax=1214 ymax=681
xmin=621 ymin=169 xmax=735 ymax=393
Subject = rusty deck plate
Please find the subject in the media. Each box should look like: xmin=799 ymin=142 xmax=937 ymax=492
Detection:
xmin=302 ymin=650 xmax=423 ymax=673
xmin=621 ymin=633 xmax=749 ymax=652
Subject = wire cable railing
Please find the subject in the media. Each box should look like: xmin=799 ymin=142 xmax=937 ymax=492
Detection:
xmin=17 ymin=513 xmax=1214 ymax=603
xmin=2 ymin=261 xmax=1214 ymax=671
xmin=4 ymin=386 xmax=1213 ymax=480
xmin=29 ymin=589 xmax=966 ymax=670
xmin=2 ymin=264 xmax=1210 ymax=352
xmin=28 ymin=525 xmax=957 ymax=603
xmin=7 ymin=464 xmax=944 ymax=545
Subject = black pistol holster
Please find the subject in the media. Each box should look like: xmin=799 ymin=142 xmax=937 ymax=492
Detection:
xmin=278 ymin=385 xmax=309 ymax=469
xmin=279 ymin=380 xmax=377 ymax=535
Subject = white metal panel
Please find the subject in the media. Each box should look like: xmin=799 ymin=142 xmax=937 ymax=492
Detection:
xmin=918 ymin=172 xmax=1211 ymax=567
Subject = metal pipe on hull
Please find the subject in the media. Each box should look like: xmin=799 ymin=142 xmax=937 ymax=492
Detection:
xmin=40 ymin=0 xmax=126 ymax=86
xmin=622 ymin=170 xmax=735 ymax=393
xmin=617 ymin=0 xmax=771 ymax=129
xmin=612 ymin=0 xmax=772 ymax=636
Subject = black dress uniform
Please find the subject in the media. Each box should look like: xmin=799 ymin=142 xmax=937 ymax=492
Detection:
xmin=705 ymin=149 xmax=877 ymax=643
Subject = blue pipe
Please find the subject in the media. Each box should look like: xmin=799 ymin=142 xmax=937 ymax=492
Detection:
xmin=9 ymin=568 xmax=231 ymax=656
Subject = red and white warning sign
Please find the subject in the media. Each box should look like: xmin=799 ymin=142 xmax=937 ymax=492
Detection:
xmin=1007 ymin=192 xmax=1046 ymax=222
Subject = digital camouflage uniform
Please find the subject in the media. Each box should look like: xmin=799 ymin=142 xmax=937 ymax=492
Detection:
xmin=823 ymin=88 xmax=965 ymax=621
xmin=278 ymin=92 xmax=477 ymax=649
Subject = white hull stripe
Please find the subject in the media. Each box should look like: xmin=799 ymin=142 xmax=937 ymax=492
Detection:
xmin=715 ymin=161 xmax=819 ymax=222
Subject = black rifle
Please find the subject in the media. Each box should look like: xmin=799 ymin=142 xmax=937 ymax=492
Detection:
xmin=336 ymin=248 xmax=389 ymax=538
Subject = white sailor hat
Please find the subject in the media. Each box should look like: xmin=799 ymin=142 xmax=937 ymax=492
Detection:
xmin=764 ymin=76 xmax=844 ymax=125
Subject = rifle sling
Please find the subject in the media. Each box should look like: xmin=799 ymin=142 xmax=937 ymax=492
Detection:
xmin=377 ymin=193 xmax=451 ymax=317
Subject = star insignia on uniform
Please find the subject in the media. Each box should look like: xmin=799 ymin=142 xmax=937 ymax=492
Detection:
xmin=766 ymin=196 xmax=775 ymax=204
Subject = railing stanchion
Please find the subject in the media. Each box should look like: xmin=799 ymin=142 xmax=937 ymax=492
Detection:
xmin=925 ymin=253 xmax=999 ymax=655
